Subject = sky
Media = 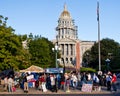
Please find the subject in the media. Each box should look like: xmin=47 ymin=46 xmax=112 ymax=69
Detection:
xmin=1 ymin=0 xmax=120 ymax=43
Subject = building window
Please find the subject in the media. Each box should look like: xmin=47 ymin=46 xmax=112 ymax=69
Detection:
xmin=62 ymin=28 xmax=64 ymax=35
xmin=61 ymin=58 xmax=64 ymax=64
xmin=62 ymin=44 xmax=64 ymax=55
xmin=70 ymin=44 xmax=73 ymax=55
xmin=66 ymin=58 xmax=68 ymax=63
xmin=66 ymin=44 xmax=68 ymax=56
xmin=70 ymin=58 xmax=72 ymax=64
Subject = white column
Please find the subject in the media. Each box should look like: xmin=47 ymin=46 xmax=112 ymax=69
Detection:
xmin=64 ymin=44 xmax=65 ymax=56
xmin=68 ymin=44 xmax=70 ymax=56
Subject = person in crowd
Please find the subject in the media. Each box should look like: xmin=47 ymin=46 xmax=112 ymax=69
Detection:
xmin=1 ymin=76 xmax=5 ymax=88
xmin=66 ymin=77 xmax=70 ymax=92
xmin=72 ymin=73 xmax=78 ymax=89
xmin=98 ymin=72 xmax=103 ymax=86
xmin=23 ymin=74 xmax=28 ymax=93
xmin=93 ymin=73 xmax=100 ymax=91
xmin=35 ymin=79 xmax=39 ymax=90
xmin=111 ymin=73 xmax=117 ymax=92
xmin=38 ymin=75 xmax=42 ymax=91
xmin=87 ymin=73 xmax=92 ymax=84
xmin=56 ymin=73 xmax=61 ymax=89
xmin=77 ymin=72 xmax=81 ymax=87
xmin=4 ymin=76 xmax=8 ymax=91
xmin=50 ymin=74 xmax=57 ymax=92
xmin=60 ymin=74 xmax=65 ymax=91
xmin=46 ymin=74 xmax=51 ymax=90
xmin=50 ymin=74 xmax=54 ymax=92
xmin=64 ymin=73 xmax=69 ymax=91
xmin=81 ymin=72 xmax=87 ymax=85
xmin=102 ymin=73 xmax=107 ymax=86
xmin=93 ymin=73 xmax=99 ymax=85
xmin=106 ymin=73 xmax=112 ymax=91
xmin=12 ymin=81 xmax=16 ymax=92
xmin=40 ymin=74 xmax=47 ymax=92
xmin=54 ymin=74 xmax=58 ymax=92
xmin=8 ymin=76 xmax=14 ymax=92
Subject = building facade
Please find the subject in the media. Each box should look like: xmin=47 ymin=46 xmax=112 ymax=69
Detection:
xmin=53 ymin=4 xmax=95 ymax=70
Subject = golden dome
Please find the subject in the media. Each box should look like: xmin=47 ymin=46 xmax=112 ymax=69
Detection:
xmin=60 ymin=4 xmax=71 ymax=19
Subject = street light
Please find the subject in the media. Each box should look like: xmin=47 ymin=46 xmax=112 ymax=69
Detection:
xmin=105 ymin=58 xmax=110 ymax=71
xmin=52 ymin=45 xmax=60 ymax=68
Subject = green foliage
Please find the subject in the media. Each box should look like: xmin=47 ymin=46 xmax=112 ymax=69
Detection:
xmin=80 ymin=67 xmax=96 ymax=73
xmin=0 ymin=15 xmax=31 ymax=71
xmin=18 ymin=34 xmax=27 ymax=41
xmin=83 ymin=38 xmax=120 ymax=72
xmin=2 ymin=14 xmax=119 ymax=73
xmin=0 ymin=15 xmax=57 ymax=71
xmin=28 ymin=36 xmax=55 ymax=68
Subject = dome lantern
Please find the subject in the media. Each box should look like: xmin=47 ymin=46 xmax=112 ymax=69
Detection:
xmin=60 ymin=4 xmax=71 ymax=19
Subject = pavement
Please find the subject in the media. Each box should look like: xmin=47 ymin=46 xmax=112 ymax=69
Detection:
xmin=0 ymin=85 xmax=120 ymax=95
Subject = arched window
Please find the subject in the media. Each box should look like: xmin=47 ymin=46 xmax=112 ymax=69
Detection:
xmin=66 ymin=58 xmax=68 ymax=63
xmin=70 ymin=58 xmax=73 ymax=64
xmin=61 ymin=58 xmax=64 ymax=64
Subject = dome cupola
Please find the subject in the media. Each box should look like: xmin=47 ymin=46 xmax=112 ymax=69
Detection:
xmin=60 ymin=4 xmax=71 ymax=19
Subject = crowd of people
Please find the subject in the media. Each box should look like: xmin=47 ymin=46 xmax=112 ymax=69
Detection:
xmin=0 ymin=70 xmax=119 ymax=93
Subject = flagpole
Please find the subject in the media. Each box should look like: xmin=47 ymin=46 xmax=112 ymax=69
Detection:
xmin=97 ymin=1 xmax=101 ymax=71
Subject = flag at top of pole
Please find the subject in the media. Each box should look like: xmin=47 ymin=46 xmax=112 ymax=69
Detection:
xmin=97 ymin=1 xmax=99 ymax=21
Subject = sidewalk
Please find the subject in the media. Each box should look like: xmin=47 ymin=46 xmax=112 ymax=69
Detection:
xmin=0 ymin=86 xmax=118 ymax=94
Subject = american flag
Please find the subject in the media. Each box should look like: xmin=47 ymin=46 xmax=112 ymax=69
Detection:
xmin=97 ymin=1 xmax=99 ymax=21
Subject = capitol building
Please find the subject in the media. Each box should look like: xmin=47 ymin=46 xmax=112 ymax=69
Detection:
xmin=52 ymin=4 xmax=95 ymax=70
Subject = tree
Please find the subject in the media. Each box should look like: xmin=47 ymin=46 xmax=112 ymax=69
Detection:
xmin=110 ymin=46 xmax=120 ymax=71
xmin=18 ymin=34 xmax=27 ymax=41
xmin=28 ymin=36 xmax=55 ymax=68
xmin=83 ymin=38 xmax=120 ymax=72
xmin=0 ymin=15 xmax=31 ymax=71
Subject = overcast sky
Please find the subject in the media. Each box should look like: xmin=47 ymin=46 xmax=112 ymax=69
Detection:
xmin=1 ymin=0 xmax=120 ymax=43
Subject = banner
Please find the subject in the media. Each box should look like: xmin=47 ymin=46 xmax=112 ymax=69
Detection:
xmin=81 ymin=84 xmax=93 ymax=92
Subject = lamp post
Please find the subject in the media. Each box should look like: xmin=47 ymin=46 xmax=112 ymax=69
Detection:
xmin=52 ymin=45 xmax=60 ymax=68
xmin=105 ymin=58 xmax=110 ymax=71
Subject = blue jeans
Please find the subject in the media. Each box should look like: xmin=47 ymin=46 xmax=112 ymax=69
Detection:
xmin=112 ymin=82 xmax=117 ymax=91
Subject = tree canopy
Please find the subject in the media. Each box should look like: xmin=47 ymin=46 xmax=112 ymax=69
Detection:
xmin=83 ymin=38 xmax=120 ymax=72
xmin=28 ymin=36 xmax=55 ymax=68
xmin=0 ymin=15 xmax=31 ymax=71
xmin=0 ymin=15 xmax=57 ymax=71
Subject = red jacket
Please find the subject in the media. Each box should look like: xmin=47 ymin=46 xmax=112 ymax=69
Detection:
xmin=39 ymin=76 xmax=45 ymax=82
xmin=112 ymin=75 xmax=117 ymax=83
